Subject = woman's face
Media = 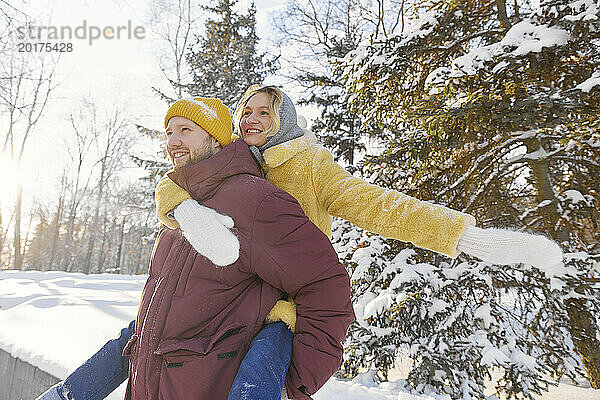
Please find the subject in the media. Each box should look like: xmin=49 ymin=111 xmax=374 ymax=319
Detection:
xmin=240 ymin=92 xmax=272 ymax=146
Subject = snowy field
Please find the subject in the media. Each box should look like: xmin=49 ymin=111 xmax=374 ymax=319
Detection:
xmin=0 ymin=270 xmax=598 ymax=400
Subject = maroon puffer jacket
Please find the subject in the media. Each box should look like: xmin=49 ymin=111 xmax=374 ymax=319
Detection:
xmin=124 ymin=139 xmax=354 ymax=400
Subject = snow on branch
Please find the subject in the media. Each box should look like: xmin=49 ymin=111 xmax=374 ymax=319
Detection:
xmin=575 ymin=71 xmax=600 ymax=92
xmin=425 ymin=20 xmax=570 ymax=87
xmin=562 ymin=0 xmax=600 ymax=22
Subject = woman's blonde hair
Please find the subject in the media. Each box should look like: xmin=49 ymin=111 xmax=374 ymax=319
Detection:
xmin=233 ymin=85 xmax=284 ymax=138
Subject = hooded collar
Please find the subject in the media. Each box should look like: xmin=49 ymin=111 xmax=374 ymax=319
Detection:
xmin=168 ymin=139 xmax=262 ymax=202
xmin=247 ymin=90 xmax=304 ymax=167
xmin=262 ymin=129 xmax=317 ymax=168
xmin=257 ymin=91 xmax=303 ymax=153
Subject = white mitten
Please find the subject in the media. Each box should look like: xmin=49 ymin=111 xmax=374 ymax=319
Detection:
xmin=173 ymin=199 xmax=240 ymax=266
xmin=457 ymin=225 xmax=563 ymax=270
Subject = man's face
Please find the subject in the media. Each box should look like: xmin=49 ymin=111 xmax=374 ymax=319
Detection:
xmin=166 ymin=116 xmax=221 ymax=169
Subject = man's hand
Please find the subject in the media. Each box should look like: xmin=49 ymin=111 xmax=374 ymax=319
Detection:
xmin=173 ymin=199 xmax=239 ymax=266
xmin=457 ymin=225 xmax=563 ymax=270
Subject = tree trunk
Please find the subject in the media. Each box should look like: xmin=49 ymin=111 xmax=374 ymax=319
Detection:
xmin=525 ymin=137 xmax=600 ymax=387
xmin=63 ymin=203 xmax=78 ymax=272
xmin=97 ymin=207 xmax=109 ymax=274
xmin=83 ymin=166 xmax=105 ymax=274
xmin=566 ymin=298 xmax=600 ymax=388
xmin=22 ymin=202 xmax=35 ymax=269
xmin=70 ymin=214 xmax=89 ymax=273
xmin=13 ymin=184 xmax=23 ymax=269
xmin=136 ymin=244 xmax=144 ymax=274
xmin=348 ymin=116 xmax=355 ymax=166
xmin=495 ymin=0 xmax=511 ymax=29
xmin=0 ymin=201 xmax=5 ymax=266
xmin=83 ymin=208 xmax=99 ymax=274
xmin=48 ymin=193 xmax=64 ymax=271
xmin=523 ymin=137 xmax=568 ymax=240
xmin=115 ymin=216 xmax=126 ymax=274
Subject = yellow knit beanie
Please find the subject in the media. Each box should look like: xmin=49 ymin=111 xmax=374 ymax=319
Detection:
xmin=164 ymin=97 xmax=234 ymax=147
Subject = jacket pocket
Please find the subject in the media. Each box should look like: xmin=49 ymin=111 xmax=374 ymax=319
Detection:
xmin=155 ymin=323 xmax=248 ymax=399
xmin=155 ymin=321 xmax=245 ymax=357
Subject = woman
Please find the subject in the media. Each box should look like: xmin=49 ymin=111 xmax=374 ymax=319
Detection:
xmin=155 ymin=85 xmax=562 ymax=399
xmin=158 ymin=85 xmax=479 ymax=256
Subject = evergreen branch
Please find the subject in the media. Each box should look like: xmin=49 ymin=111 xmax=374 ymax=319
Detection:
xmin=135 ymin=124 xmax=164 ymax=140
xmin=552 ymin=156 xmax=600 ymax=170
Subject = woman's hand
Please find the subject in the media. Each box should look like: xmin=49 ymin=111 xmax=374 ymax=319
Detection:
xmin=457 ymin=225 xmax=563 ymax=270
xmin=173 ymin=199 xmax=240 ymax=266
xmin=155 ymin=174 xmax=193 ymax=229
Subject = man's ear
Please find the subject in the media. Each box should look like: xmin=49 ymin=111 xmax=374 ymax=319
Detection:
xmin=211 ymin=136 xmax=222 ymax=151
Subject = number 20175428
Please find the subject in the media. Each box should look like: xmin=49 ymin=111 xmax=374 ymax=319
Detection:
xmin=18 ymin=42 xmax=73 ymax=52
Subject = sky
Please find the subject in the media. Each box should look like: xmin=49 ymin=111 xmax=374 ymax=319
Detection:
xmin=0 ymin=0 xmax=290 ymax=225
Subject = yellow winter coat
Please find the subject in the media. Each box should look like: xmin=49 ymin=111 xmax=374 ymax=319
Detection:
xmin=156 ymin=130 xmax=475 ymax=258
xmin=156 ymin=132 xmax=475 ymax=330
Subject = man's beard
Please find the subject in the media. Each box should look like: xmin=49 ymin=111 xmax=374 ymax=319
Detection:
xmin=172 ymin=143 xmax=217 ymax=169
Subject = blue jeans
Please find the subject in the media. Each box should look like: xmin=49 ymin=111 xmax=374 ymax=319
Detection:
xmin=42 ymin=321 xmax=292 ymax=400
xmin=228 ymin=322 xmax=293 ymax=400
xmin=41 ymin=320 xmax=135 ymax=400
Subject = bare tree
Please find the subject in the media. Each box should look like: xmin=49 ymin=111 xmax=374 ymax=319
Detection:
xmin=62 ymin=99 xmax=100 ymax=271
xmin=47 ymin=173 xmax=67 ymax=270
xmin=114 ymin=214 xmax=127 ymax=273
xmin=82 ymin=102 xmax=133 ymax=274
xmin=149 ymin=0 xmax=202 ymax=100
xmin=0 ymin=43 xmax=58 ymax=269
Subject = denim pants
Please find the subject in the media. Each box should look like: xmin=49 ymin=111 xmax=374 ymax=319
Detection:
xmin=41 ymin=320 xmax=292 ymax=400
xmin=47 ymin=320 xmax=135 ymax=400
xmin=228 ymin=322 xmax=293 ymax=400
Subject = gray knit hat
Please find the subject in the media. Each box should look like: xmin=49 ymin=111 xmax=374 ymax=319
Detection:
xmin=248 ymin=89 xmax=304 ymax=166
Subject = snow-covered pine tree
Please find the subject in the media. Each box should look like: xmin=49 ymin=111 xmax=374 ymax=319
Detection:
xmin=184 ymin=0 xmax=277 ymax=107
xmin=133 ymin=0 xmax=277 ymax=213
xmin=337 ymin=0 xmax=600 ymax=397
xmin=273 ymin=0 xmax=378 ymax=168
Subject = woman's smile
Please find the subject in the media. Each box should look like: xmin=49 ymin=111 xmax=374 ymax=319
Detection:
xmin=240 ymin=92 xmax=272 ymax=146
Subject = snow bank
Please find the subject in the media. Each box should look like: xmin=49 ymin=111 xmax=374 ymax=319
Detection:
xmin=316 ymin=374 xmax=451 ymax=400
xmin=1 ymin=270 xmax=429 ymax=400
xmin=0 ymin=270 xmax=145 ymax=399
xmin=0 ymin=270 xmax=145 ymax=379
xmin=1 ymin=270 xmax=598 ymax=400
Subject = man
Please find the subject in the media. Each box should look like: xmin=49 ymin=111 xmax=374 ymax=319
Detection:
xmin=38 ymin=97 xmax=354 ymax=400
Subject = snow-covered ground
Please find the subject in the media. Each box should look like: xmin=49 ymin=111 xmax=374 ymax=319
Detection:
xmin=0 ymin=270 xmax=598 ymax=400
